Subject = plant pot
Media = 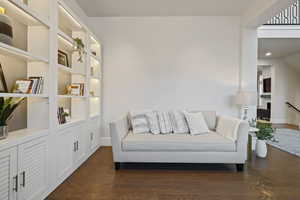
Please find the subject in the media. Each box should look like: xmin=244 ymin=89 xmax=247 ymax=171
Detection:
xmin=0 ymin=125 xmax=8 ymax=140
xmin=0 ymin=12 xmax=13 ymax=45
xmin=256 ymin=140 xmax=267 ymax=158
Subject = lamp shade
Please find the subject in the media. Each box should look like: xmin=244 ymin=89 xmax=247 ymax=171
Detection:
xmin=235 ymin=91 xmax=257 ymax=106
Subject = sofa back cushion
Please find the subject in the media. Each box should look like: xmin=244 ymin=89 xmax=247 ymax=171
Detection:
xmin=216 ymin=116 xmax=242 ymax=142
xmin=187 ymin=110 xmax=217 ymax=130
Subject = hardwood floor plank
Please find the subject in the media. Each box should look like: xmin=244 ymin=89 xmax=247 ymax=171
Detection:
xmin=47 ymin=146 xmax=300 ymax=200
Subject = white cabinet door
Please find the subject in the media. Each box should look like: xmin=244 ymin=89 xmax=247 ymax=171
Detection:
xmin=0 ymin=147 xmax=17 ymax=200
xmin=88 ymin=118 xmax=100 ymax=151
xmin=18 ymin=137 xmax=47 ymax=200
xmin=56 ymin=127 xmax=76 ymax=182
xmin=74 ymin=125 xmax=87 ymax=165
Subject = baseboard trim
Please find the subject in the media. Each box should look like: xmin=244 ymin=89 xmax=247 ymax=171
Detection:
xmin=100 ymin=137 xmax=111 ymax=146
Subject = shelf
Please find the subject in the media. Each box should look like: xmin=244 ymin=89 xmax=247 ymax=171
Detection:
xmin=0 ymin=128 xmax=49 ymax=151
xmin=58 ymin=64 xmax=86 ymax=76
xmin=90 ymin=76 xmax=100 ymax=80
xmin=58 ymin=1 xmax=84 ymax=32
xmin=58 ymin=95 xmax=87 ymax=99
xmin=58 ymin=118 xmax=85 ymax=129
xmin=0 ymin=42 xmax=49 ymax=63
xmin=90 ymin=53 xmax=101 ymax=63
xmin=58 ymin=29 xmax=74 ymax=45
xmin=0 ymin=0 xmax=50 ymax=27
xmin=89 ymin=95 xmax=100 ymax=98
xmin=0 ymin=93 xmax=48 ymax=98
xmin=90 ymin=114 xmax=100 ymax=119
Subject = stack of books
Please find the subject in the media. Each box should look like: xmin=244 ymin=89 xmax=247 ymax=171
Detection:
xmin=70 ymin=83 xmax=84 ymax=96
xmin=29 ymin=77 xmax=44 ymax=94
xmin=14 ymin=76 xmax=44 ymax=94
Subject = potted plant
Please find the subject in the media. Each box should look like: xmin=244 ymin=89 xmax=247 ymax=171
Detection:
xmin=0 ymin=97 xmax=25 ymax=139
xmin=73 ymin=38 xmax=86 ymax=63
xmin=255 ymin=122 xmax=274 ymax=158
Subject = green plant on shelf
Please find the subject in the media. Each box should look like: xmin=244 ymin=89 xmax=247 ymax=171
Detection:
xmin=73 ymin=37 xmax=86 ymax=63
xmin=0 ymin=97 xmax=25 ymax=126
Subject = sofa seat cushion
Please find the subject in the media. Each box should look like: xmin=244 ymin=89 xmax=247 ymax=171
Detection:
xmin=122 ymin=131 xmax=236 ymax=152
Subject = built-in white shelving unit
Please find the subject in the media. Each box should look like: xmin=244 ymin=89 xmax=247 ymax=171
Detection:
xmin=0 ymin=0 xmax=102 ymax=199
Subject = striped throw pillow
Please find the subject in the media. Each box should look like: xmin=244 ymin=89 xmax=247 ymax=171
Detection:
xmin=169 ymin=110 xmax=189 ymax=134
xmin=129 ymin=110 xmax=150 ymax=134
xmin=157 ymin=111 xmax=173 ymax=134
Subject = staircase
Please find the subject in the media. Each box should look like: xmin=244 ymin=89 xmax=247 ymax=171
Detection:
xmin=286 ymin=102 xmax=300 ymax=129
xmin=265 ymin=0 xmax=300 ymax=25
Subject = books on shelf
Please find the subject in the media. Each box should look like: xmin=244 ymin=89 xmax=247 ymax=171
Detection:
xmin=13 ymin=76 xmax=44 ymax=94
xmin=69 ymin=83 xmax=84 ymax=96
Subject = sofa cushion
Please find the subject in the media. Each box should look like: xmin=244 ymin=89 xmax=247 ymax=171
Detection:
xmin=122 ymin=131 xmax=236 ymax=152
xmin=217 ymin=116 xmax=242 ymax=142
xmin=129 ymin=110 xmax=151 ymax=134
xmin=183 ymin=111 xmax=210 ymax=135
xmin=187 ymin=110 xmax=216 ymax=130
xmin=157 ymin=111 xmax=173 ymax=134
xmin=169 ymin=110 xmax=189 ymax=134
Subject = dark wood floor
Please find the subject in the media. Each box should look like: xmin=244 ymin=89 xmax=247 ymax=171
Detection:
xmin=47 ymin=146 xmax=300 ymax=200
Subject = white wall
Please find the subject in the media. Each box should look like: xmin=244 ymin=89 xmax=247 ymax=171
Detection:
xmin=88 ymin=16 xmax=254 ymax=137
xmin=259 ymin=59 xmax=300 ymax=125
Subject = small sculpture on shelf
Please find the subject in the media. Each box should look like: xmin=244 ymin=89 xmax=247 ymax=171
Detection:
xmin=73 ymin=38 xmax=86 ymax=63
xmin=0 ymin=7 xmax=13 ymax=45
xmin=0 ymin=97 xmax=25 ymax=139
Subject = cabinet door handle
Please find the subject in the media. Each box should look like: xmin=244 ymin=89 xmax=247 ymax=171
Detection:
xmin=13 ymin=175 xmax=18 ymax=192
xmin=76 ymin=141 xmax=79 ymax=151
xmin=74 ymin=142 xmax=76 ymax=152
xmin=21 ymin=171 xmax=25 ymax=187
xmin=90 ymin=132 xmax=93 ymax=141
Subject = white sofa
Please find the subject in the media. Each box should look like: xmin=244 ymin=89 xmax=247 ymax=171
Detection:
xmin=110 ymin=111 xmax=249 ymax=171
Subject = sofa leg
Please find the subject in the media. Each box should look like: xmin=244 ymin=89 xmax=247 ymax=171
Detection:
xmin=236 ymin=164 xmax=244 ymax=172
xmin=115 ymin=162 xmax=121 ymax=170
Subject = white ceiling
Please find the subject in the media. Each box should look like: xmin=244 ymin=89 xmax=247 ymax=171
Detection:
xmin=75 ymin=0 xmax=257 ymax=17
xmin=258 ymin=38 xmax=300 ymax=59
xmin=258 ymin=38 xmax=300 ymax=72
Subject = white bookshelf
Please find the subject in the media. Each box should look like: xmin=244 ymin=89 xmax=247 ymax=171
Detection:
xmin=0 ymin=1 xmax=102 ymax=199
xmin=0 ymin=0 xmax=102 ymax=134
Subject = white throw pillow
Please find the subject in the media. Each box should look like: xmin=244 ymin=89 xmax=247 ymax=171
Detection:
xmin=169 ymin=110 xmax=189 ymax=134
xmin=183 ymin=111 xmax=210 ymax=135
xmin=129 ymin=110 xmax=150 ymax=134
xmin=145 ymin=111 xmax=160 ymax=135
xmin=157 ymin=111 xmax=173 ymax=134
xmin=216 ymin=116 xmax=242 ymax=141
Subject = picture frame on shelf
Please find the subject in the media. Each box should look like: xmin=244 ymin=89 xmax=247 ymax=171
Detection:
xmin=13 ymin=79 xmax=33 ymax=94
xmin=58 ymin=50 xmax=70 ymax=67
xmin=0 ymin=63 xmax=8 ymax=93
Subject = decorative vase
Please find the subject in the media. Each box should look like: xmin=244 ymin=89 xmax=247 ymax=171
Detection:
xmin=256 ymin=140 xmax=267 ymax=158
xmin=0 ymin=125 xmax=8 ymax=140
xmin=0 ymin=7 xmax=13 ymax=45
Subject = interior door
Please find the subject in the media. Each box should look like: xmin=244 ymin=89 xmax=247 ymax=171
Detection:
xmin=18 ymin=137 xmax=47 ymax=200
xmin=0 ymin=147 xmax=17 ymax=200
xmin=56 ymin=127 xmax=76 ymax=182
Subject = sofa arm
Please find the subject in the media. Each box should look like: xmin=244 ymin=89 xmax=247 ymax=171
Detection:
xmin=236 ymin=121 xmax=249 ymax=159
xmin=109 ymin=116 xmax=130 ymax=161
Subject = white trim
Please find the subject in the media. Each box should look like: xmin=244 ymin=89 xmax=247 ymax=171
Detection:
xmin=100 ymin=137 xmax=111 ymax=146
